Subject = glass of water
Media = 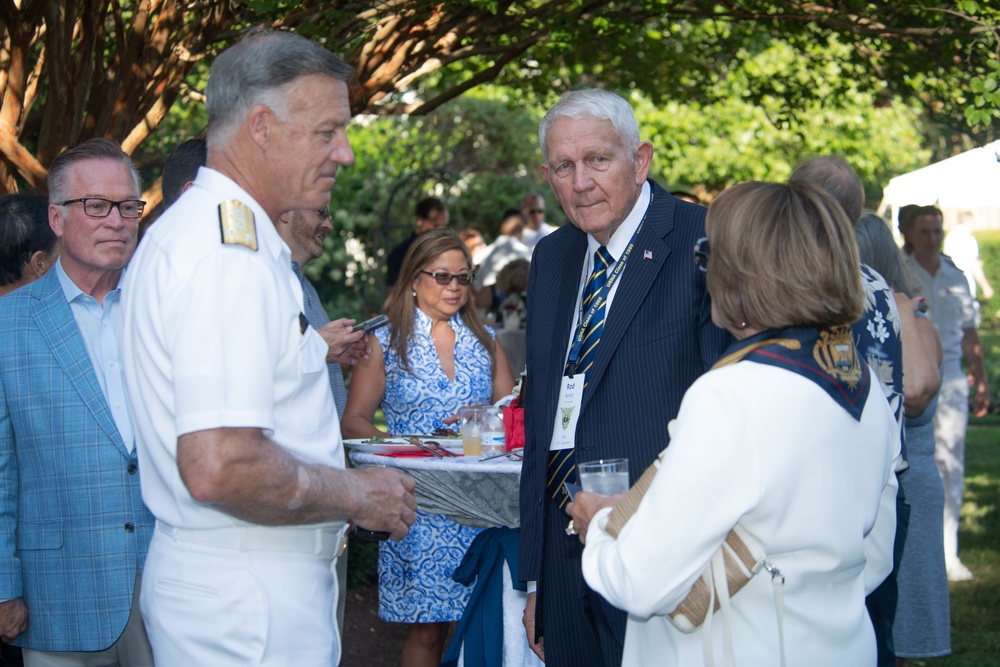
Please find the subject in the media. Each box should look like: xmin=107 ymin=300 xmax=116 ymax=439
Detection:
xmin=578 ymin=459 xmax=629 ymax=496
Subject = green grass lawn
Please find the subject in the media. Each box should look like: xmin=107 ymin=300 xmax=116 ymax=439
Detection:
xmin=917 ymin=416 xmax=1000 ymax=665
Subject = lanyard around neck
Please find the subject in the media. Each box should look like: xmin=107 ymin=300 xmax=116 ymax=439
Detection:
xmin=566 ymin=189 xmax=654 ymax=376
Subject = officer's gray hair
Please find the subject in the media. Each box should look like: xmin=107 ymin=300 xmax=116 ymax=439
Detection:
xmin=538 ymin=89 xmax=641 ymax=165
xmin=206 ymin=29 xmax=354 ymax=149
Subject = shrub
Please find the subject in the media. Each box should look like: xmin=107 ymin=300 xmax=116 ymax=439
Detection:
xmin=968 ymin=232 xmax=1000 ymax=413
xmin=975 ymin=230 xmax=1000 ymax=327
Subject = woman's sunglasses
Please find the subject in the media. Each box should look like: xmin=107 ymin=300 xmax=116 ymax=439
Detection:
xmin=421 ymin=271 xmax=475 ymax=286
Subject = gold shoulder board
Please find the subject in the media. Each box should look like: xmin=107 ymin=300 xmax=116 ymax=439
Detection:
xmin=218 ymin=200 xmax=258 ymax=251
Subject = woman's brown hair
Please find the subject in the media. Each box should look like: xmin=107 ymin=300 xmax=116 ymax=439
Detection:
xmin=706 ymin=180 xmax=864 ymax=331
xmin=384 ymin=229 xmax=495 ymax=373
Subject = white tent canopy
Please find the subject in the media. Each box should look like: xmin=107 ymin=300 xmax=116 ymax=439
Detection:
xmin=879 ymin=140 xmax=1000 ymax=230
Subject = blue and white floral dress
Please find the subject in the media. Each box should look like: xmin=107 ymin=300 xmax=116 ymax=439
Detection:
xmin=375 ymin=308 xmax=494 ymax=622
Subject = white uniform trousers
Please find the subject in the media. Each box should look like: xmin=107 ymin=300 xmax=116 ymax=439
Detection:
xmin=933 ymin=360 xmax=969 ymax=560
xmin=141 ymin=522 xmax=346 ymax=666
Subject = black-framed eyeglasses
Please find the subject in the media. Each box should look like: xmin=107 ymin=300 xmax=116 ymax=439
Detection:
xmin=316 ymin=208 xmax=332 ymax=221
xmin=421 ymin=270 xmax=474 ymax=286
xmin=528 ymin=209 xmax=545 ymax=215
xmin=693 ymin=236 xmax=710 ymax=272
xmin=60 ymin=198 xmax=146 ymax=219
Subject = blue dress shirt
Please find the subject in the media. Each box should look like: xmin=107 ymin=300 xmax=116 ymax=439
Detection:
xmin=54 ymin=259 xmax=134 ymax=451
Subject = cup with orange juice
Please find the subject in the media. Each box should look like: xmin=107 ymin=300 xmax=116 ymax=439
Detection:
xmin=459 ymin=406 xmax=482 ymax=456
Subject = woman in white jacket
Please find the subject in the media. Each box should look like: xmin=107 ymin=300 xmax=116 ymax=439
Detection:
xmin=569 ymin=181 xmax=901 ymax=667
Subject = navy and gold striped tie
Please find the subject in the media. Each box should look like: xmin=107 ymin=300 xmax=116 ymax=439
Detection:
xmin=549 ymin=246 xmax=613 ymax=509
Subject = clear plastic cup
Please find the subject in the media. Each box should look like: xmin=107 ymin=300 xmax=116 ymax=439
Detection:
xmin=460 ymin=406 xmax=482 ymax=456
xmin=578 ymin=458 xmax=629 ymax=496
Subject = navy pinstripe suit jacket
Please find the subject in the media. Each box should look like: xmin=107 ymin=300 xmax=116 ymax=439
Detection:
xmin=518 ymin=181 xmax=731 ymax=582
xmin=0 ymin=268 xmax=153 ymax=651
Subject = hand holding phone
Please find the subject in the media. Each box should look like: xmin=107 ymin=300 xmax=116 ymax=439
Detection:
xmin=563 ymin=481 xmax=583 ymax=502
xmin=358 ymin=314 xmax=389 ymax=335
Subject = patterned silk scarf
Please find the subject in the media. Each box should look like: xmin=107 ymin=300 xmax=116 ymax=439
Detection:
xmin=718 ymin=324 xmax=870 ymax=421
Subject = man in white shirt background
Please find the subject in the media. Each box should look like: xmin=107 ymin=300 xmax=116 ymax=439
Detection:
xmin=519 ymin=192 xmax=556 ymax=248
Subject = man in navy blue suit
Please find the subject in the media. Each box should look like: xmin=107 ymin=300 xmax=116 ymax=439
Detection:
xmin=518 ymin=89 xmax=730 ymax=667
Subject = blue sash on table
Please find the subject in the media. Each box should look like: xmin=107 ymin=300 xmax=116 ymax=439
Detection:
xmin=443 ymin=527 xmax=523 ymax=667
xmin=713 ymin=325 xmax=870 ymax=421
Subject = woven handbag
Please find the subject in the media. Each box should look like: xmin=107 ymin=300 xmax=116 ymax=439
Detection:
xmin=667 ymin=525 xmax=766 ymax=631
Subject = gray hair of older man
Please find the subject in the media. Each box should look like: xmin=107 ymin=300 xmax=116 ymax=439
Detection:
xmin=789 ymin=156 xmax=865 ymax=225
xmin=48 ymin=138 xmax=141 ymax=207
xmin=538 ymin=89 xmax=641 ymax=164
xmin=854 ymin=210 xmax=922 ymax=298
xmin=205 ymin=29 xmax=354 ymax=149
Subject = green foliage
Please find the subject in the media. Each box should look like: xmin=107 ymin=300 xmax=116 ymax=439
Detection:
xmin=481 ymin=4 xmax=1000 ymax=153
xmin=305 ymin=88 xmax=553 ymax=319
xmin=964 ymin=234 xmax=1000 ymax=413
xmin=633 ymin=39 xmax=931 ymax=203
xmin=974 ymin=230 xmax=1000 ymax=326
xmin=957 ymin=1 xmax=1000 ymax=128
xmin=979 ymin=330 xmax=1000 ymax=418
xmin=966 ymin=59 xmax=1000 ymax=127
xmin=131 ymin=60 xmax=211 ymax=186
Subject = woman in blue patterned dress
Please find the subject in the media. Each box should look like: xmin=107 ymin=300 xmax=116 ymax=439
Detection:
xmin=343 ymin=229 xmax=515 ymax=667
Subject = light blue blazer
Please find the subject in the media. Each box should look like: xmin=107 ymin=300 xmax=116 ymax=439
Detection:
xmin=0 ymin=268 xmax=153 ymax=651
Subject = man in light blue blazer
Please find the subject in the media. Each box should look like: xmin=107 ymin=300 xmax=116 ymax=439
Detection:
xmin=0 ymin=138 xmax=154 ymax=666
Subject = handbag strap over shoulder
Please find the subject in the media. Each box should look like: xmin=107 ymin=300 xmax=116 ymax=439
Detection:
xmin=693 ymin=541 xmax=786 ymax=667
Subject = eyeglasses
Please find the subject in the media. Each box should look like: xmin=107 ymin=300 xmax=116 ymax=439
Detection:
xmin=528 ymin=209 xmax=545 ymax=215
xmin=421 ymin=270 xmax=474 ymax=286
xmin=60 ymin=198 xmax=146 ymax=219
xmin=693 ymin=237 xmax=710 ymax=272
xmin=316 ymin=208 xmax=331 ymax=221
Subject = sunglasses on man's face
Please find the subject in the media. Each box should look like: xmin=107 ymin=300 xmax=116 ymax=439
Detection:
xmin=693 ymin=237 xmax=710 ymax=272
xmin=421 ymin=270 xmax=475 ymax=286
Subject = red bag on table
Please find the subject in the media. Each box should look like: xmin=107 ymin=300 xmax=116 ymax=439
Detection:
xmin=502 ymin=393 xmax=525 ymax=452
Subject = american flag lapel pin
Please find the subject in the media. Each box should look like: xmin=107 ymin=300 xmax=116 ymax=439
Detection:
xmin=643 ymin=249 xmax=653 ymax=260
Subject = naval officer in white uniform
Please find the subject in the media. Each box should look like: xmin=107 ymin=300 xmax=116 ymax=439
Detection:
xmin=121 ymin=30 xmax=416 ymax=666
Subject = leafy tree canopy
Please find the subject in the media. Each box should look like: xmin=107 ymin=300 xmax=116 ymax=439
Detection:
xmin=1 ymin=0 xmax=997 ymax=198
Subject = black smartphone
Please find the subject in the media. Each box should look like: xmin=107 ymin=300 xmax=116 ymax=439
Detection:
xmin=563 ymin=481 xmax=583 ymax=502
xmin=353 ymin=525 xmax=391 ymax=541
xmin=358 ymin=314 xmax=389 ymax=334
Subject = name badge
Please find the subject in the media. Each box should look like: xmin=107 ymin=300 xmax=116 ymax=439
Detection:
xmin=550 ymin=375 xmax=584 ymax=451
